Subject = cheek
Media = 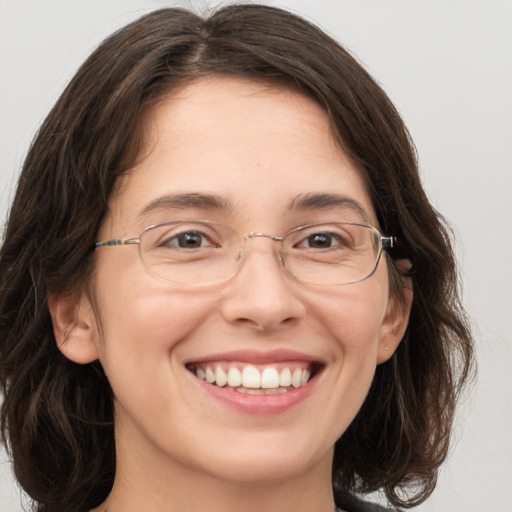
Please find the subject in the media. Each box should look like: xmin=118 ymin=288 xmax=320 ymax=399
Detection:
xmin=307 ymin=278 xmax=389 ymax=355
xmin=92 ymin=265 xmax=218 ymax=386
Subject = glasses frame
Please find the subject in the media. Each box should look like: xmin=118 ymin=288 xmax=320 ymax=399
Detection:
xmin=93 ymin=220 xmax=397 ymax=286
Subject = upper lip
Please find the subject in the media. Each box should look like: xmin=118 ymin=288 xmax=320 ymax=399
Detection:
xmin=184 ymin=349 xmax=323 ymax=366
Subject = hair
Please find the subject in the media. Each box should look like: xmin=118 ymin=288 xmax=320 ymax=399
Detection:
xmin=0 ymin=5 xmax=473 ymax=512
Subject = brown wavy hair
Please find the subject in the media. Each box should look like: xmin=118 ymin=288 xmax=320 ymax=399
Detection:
xmin=0 ymin=5 xmax=473 ymax=511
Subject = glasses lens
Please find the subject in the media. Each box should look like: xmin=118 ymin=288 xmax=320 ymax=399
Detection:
xmin=139 ymin=221 xmax=240 ymax=285
xmin=138 ymin=221 xmax=382 ymax=286
xmin=283 ymin=223 xmax=382 ymax=285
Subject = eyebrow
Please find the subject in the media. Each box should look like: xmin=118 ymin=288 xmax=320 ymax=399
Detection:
xmin=289 ymin=193 xmax=371 ymax=222
xmin=138 ymin=191 xmax=370 ymax=223
xmin=138 ymin=193 xmax=233 ymax=220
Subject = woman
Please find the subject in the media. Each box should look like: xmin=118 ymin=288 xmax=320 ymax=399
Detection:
xmin=0 ymin=5 xmax=473 ymax=512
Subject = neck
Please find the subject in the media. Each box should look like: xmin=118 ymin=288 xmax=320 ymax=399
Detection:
xmin=96 ymin=418 xmax=337 ymax=512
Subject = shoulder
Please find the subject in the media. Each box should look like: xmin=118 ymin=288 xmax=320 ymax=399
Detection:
xmin=335 ymin=488 xmax=397 ymax=512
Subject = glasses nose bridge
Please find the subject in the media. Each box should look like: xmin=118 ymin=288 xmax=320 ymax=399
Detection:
xmin=239 ymin=232 xmax=285 ymax=265
xmin=243 ymin=232 xmax=283 ymax=243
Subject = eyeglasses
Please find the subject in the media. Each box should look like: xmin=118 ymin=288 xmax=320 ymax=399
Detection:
xmin=94 ymin=220 xmax=396 ymax=286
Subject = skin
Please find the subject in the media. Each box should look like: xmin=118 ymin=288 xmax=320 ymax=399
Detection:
xmin=50 ymin=77 xmax=412 ymax=512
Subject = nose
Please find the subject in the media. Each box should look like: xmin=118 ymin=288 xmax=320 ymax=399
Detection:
xmin=220 ymin=237 xmax=306 ymax=332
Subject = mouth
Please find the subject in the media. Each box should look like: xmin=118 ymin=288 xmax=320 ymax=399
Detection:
xmin=186 ymin=361 xmax=323 ymax=395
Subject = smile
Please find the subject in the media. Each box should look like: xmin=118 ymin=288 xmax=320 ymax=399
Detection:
xmin=186 ymin=362 xmax=321 ymax=395
xmin=185 ymin=350 xmax=324 ymax=414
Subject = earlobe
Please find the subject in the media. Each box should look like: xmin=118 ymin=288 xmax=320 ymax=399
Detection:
xmin=377 ymin=260 xmax=413 ymax=364
xmin=48 ymin=290 xmax=100 ymax=364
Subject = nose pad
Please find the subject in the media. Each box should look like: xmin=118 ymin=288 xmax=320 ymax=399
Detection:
xmin=235 ymin=245 xmax=244 ymax=263
xmin=233 ymin=235 xmax=284 ymax=276
xmin=276 ymin=247 xmax=285 ymax=267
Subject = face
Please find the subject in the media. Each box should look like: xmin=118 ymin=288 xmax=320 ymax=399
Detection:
xmin=54 ymin=77 xmax=409 ymax=486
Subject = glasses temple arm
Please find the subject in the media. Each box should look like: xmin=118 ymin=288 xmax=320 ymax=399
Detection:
xmin=93 ymin=238 xmax=141 ymax=250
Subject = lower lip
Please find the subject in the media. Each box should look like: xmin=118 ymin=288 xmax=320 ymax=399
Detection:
xmin=191 ymin=373 xmax=317 ymax=415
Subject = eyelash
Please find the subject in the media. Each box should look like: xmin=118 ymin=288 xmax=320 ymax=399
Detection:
xmin=159 ymin=229 xmax=352 ymax=252
xmin=162 ymin=230 xmax=218 ymax=249
xmin=294 ymin=231 xmax=351 ymax=250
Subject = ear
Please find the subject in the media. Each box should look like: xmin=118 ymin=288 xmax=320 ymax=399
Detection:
xmin=377 ymin=259 xmax=413 ymax=364
xmin=48 ymin=289 xmax=100 ymax=364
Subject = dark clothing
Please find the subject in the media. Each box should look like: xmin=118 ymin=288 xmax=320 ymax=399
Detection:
xmin=335 ymin=488 xmax=396 ymax=512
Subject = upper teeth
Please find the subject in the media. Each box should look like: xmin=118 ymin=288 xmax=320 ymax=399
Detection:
xmin=192 ymin=364 xmax=311 ymax=390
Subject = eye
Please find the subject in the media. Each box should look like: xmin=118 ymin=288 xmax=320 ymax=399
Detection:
xmin=165 ymin=230 xmax=217 ymax=249
xmin=303 ymin=233 xmax=335 ymax=249
xmin=295 ymin=231 xmax=349 ymax=249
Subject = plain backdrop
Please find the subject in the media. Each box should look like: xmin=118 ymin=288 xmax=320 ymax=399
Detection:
xmin=1 ymin=1 xmax=511 ymax=511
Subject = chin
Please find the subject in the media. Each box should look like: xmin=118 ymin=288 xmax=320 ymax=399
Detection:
xmin=204 ymin=456 xmax=313 ymax=484
xmin=190 ymin=433 xmax=332 ymax=485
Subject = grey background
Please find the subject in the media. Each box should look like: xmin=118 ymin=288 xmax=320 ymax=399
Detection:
xmin=1 ymin=1 xmax=511 ymax=511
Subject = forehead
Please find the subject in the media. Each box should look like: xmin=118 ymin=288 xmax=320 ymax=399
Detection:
xmin=105 ymin=77 xmax=376 ymax=233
